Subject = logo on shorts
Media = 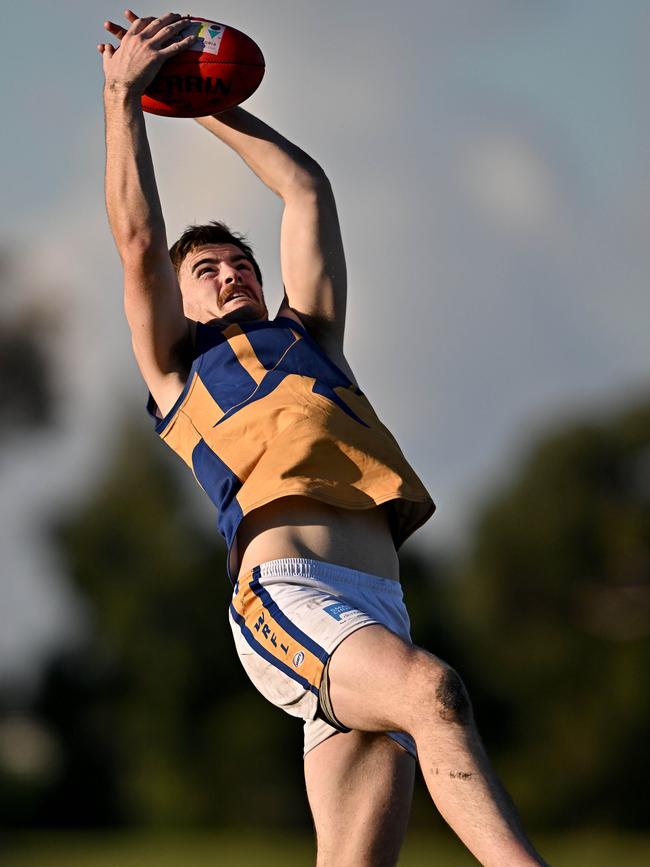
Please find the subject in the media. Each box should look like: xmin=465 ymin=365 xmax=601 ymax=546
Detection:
xmin=292 ymin=651 xmax=305 ymax=668
xmin=323 ymin=602 xmax=355 ymax=622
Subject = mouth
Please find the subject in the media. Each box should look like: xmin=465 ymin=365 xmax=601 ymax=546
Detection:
xmin=223 ymin=290 xmax=252 ymax=305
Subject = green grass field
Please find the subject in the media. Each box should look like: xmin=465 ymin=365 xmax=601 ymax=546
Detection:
xmin=2 ymin=830 xmax=649 ymax=866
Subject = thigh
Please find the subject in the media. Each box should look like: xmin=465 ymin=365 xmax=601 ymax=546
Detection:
xmin=305 ymin=731 xmax=415 ymax=867
xmin=326 ymin=623 xmax=442 ymax=734
xmin=328 ymin=624 xmax=454 ymax=740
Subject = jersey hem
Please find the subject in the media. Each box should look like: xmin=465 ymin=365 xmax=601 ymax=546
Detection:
xmin=238 ymin=487 xmax=434 ymax=514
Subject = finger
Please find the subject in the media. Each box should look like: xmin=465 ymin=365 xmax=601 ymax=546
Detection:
xmin=124 ymin=9 xmax=139 ymax=22
xmin=140 ymin=11 xmax=183 ymax=38
xmin=103 ymin=20 xmax=128 ymax=40
xmin=101 ymin=43 xmax=116 ymax=72
xmin=129 ymin=14 xmax=156 ymax=35
xmin=149 ymin=17 xmax=194 ymax=48
xmin=158 ymin=31 xmax=198 ymax=56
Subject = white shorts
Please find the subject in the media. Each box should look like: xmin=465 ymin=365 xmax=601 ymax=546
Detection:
xmin=228 ymin=557 xmax=417 ymax=758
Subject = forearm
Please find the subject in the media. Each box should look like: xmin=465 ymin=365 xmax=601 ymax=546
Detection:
xmin=195 ymin=107 xmax=327 ymax=199
xmin=103 ymin=85 xmax=168 ymax=257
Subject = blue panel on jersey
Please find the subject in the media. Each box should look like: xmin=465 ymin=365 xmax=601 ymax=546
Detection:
xmin=245 ymin=322 xmax=298 ymax=371
xmin=274 ymin=332 xmax=352 ymax=389
xmin=194 ymin=322 xmax=227 ymax=356
xmin=213 ymin=366 xmax=290 ymax=427
xmin=192 ymin=439 xmax=240 ymax=515
xmin=198 ymin=340 xmax=259 ymax=413
xmin=192 ymin=440 xmax=244 ymax=583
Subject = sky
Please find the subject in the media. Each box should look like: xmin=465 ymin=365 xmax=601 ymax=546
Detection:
xmin=1 ymin=0 xmax=649 ymax=690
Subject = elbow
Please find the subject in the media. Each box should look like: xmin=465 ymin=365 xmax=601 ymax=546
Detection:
xmin=115 ymin=233 xmax=170 ymax=268
xmin=300 ymin=155 xmax=329 ymax=186
xmin=106 ymin=207 xmax=167 ymax=263
xmin=282 ymin=162 xmax=331 ymax=201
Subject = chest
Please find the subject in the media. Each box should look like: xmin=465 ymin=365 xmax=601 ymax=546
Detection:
xmin=270 ymin=310 xmax=360 ymax=390
xmin=194 ymin=319 xmax=361 ymax=403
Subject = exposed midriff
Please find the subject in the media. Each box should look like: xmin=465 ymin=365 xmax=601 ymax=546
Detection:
xmin=235 ymin=495 xmax=400 ymax=581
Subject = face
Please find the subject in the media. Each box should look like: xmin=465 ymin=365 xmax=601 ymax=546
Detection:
xmin=178 ymin=243 xmax=268 ymax=325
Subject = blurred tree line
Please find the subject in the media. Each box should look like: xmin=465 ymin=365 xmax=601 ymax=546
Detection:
xmin=0 ymin=313 xmax=648 ymax=831
xmin=0 ymin=252 xmax=57 ymax=436
xmin=454 ymin=402 xmax=650 ymax=828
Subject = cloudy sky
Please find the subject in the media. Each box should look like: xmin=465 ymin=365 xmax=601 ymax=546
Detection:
xmin=1 ymin=1 xmax=649 ymax=688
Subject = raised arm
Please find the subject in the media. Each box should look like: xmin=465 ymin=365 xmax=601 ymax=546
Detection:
xmin=100 ymin=11 xmax=198 ymax=416
xmin=195 ymin=109 xmax=347 ymax=354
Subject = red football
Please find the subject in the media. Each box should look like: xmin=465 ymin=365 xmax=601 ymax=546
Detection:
xmin=142 ymin=18 xmax=265 ymax=118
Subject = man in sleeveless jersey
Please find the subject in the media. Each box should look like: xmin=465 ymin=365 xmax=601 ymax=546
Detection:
xmin=99 ymin=12 xmax=547 ymax=866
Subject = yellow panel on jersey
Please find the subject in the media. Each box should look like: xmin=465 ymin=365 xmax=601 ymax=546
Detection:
xmin=222 ymin=322 xmax=268 ymax=387
xmin=182 ymin=371 xmax=226 ymax=429
xmin=158 ymin=376 xmax=203 ymax=469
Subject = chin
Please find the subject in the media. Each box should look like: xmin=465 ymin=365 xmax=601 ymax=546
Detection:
xmin=223 ymin=304 xmax=268 ymax=323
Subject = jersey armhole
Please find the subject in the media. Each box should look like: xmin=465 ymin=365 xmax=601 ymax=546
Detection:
xmin=146 ymin=392 xmax=163 ymax=421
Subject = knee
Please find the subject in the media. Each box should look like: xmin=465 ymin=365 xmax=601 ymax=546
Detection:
xmin=408 ymin=652 xmax=473 ymax=727
xmin=434 ymin=664 xmax=472 ymax=725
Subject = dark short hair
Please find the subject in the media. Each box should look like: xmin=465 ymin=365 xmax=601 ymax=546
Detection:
xmin=169 ymin=221 xmax=263 ymax=285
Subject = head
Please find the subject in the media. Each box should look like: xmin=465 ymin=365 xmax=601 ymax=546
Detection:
xmin=169 ymin=221 xmax=268 ymax=325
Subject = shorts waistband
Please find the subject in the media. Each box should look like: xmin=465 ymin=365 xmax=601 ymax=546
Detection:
xmin=252 ymin=557 xmax=403 ymax=595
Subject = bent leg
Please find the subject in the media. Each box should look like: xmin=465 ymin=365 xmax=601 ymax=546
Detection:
xmin=304 ymin=731 xmax=415 ymax=867
xmin=326 ymin=625 xmax=547 ymax=867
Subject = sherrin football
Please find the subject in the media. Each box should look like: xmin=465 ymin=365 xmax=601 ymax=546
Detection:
xmin=142 ymin=18 xmax=265 ymax=118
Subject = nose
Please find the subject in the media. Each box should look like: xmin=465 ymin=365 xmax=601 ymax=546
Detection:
xmin=222 ymin=264 xmax=242 ymax=284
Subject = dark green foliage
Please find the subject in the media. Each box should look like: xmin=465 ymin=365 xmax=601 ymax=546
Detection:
xmin=0 ymin=321 xmax=54 ymax=434
xmin=0 ymin=249 xmax=57 ymax=436
xmin=42 ymin=422 xmax=308 ymax=827
xmin=453 ymin=399 xmax=650 ymax=828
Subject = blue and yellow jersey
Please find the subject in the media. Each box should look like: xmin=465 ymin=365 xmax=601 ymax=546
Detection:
xmin=147 ymin=315 xmax=435 ymax=582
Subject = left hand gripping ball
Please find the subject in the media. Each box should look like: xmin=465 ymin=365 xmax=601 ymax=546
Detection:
xmin=142 ymin=18 xmax=265 ymax=117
